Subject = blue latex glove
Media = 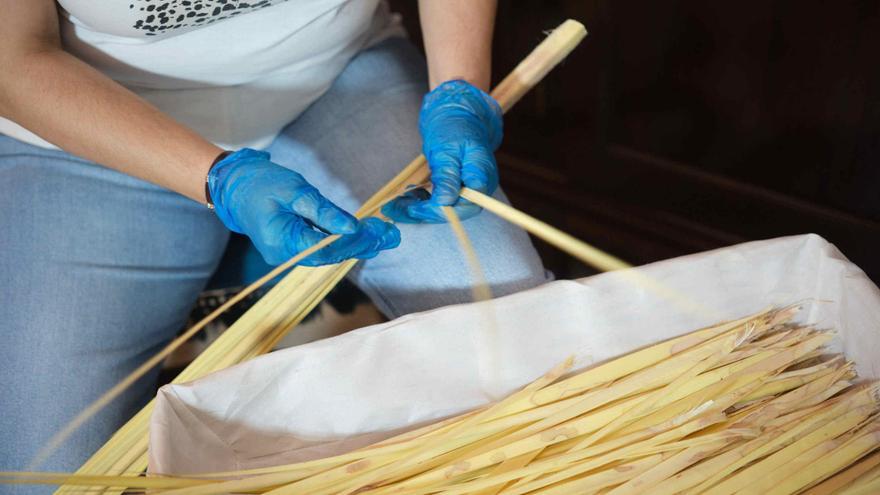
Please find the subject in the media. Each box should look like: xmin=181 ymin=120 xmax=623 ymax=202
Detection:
xmin=382 ymin=79 xmax=503 ymax=223
xmin=208 ymin=148 xmax=400 ymax=266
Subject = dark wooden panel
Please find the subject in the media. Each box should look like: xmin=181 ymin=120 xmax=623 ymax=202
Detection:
xmin=498 ymin=147 xmax=880 ymax=279
xmin=606 ymin=0 xmax=880 ymax=220
xmin=388 ymin=1 xmax=880 ymax=282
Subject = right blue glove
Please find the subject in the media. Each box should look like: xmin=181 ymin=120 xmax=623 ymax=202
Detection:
xmin=207 ymin=148 xmax=400 ymax=266
xmin=381 ymin=79 xmax=503 ymax=223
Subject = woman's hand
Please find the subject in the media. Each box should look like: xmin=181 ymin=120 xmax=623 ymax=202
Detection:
xmin=383 ymin=0 xmax=499 ymax=223
xmin=208 ymin=149 xmax=400 ymax=266
xmin=382 ymin=80 xmax=502 ymax=223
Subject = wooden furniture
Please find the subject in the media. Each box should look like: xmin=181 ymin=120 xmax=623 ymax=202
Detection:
xmin=392 ymin=0 xmax=880 ymax=281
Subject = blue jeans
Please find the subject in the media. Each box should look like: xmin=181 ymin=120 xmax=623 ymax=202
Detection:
xmin=0 ymin=37 xmax=547 ymax=488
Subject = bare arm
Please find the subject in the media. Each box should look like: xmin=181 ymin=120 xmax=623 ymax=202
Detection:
xmin=417 ymin=0 xmax=497 ymax=91
xmin=0 ymin=0 xmax=221 ymax=203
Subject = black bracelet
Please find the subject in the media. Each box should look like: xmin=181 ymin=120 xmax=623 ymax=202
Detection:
xmin=205 ymin=150 xmax=232 ymax=209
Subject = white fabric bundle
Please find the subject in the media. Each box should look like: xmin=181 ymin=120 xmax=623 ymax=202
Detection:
xmin=148 ymin=234 xmax=880 ymax=474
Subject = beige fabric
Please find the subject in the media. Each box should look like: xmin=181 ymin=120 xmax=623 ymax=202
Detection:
xmin=148 ymin=233 xmax=880 ymax=474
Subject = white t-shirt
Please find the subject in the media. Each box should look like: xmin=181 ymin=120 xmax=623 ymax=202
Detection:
xmin=0 ymin=0 xmax=403 ymax=150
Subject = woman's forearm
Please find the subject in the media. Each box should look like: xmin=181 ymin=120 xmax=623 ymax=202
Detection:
xmin=418 ymin=0 xmax=497 ymax=91
xmin=0 ymin=48 xmax=221 ymax=203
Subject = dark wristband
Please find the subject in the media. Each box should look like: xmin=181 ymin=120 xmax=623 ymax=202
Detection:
xmin=205 ymin=150 xmax=232 ymax=209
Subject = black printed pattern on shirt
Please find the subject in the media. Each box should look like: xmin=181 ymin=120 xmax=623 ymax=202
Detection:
xmin=128 ymin=0 xmax=288 ymax=36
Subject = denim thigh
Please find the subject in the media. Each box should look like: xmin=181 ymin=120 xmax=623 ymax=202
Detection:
xmin=0 ymin=136 xmax=228 ymax=489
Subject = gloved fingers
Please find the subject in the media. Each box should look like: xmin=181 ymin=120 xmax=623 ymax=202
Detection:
xmin=296 ymin=217 xmax=400 ymax=266
xmin=251 ymin=213 xmax=316 ymax=266
xmin=451 ymin=197 xmax=484 ymax=221
xmin=336 ymin=217 xmax=401 ymax=260
xmin=406 ymin=199 xmax=482 ymax=223
xmin=460 ymin=144 xmax=499 ymax=196
xmin=292 ymin=227 xmax=334 ymax=267
xmin=252 ymin=215 xmax=336 ymax=267
xmin=426 ymin=149 xmax=463 ymax=206
xmin=381 ymin=188 xmax=430 ymax=223
xmin=288 ymin=186 xmax=358 ymax=235
xmin=381 ymin=188 xmax=482 ymax=224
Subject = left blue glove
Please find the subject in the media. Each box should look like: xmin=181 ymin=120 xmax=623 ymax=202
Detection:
xmin=382 ymin=79 xmax=503 ymax=223
xmin=208 ymin=148 xmax=400 ymax=266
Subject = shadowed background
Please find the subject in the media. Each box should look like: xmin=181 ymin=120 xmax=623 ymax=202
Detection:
xmin=391 ymin=0 xmax=880 ymax=282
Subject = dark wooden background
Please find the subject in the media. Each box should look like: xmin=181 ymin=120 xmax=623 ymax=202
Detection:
xmin=389 ymin=1 xmax=880 ymax=282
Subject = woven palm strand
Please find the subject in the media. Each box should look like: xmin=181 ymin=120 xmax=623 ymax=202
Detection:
xmin=51 ymin=20 xmax=589 ymax=495
xmin=6 ymin=306 xmax=878 ymax=493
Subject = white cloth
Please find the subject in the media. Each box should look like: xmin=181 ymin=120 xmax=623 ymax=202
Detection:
xmin=148 ymin=234 xmax=880 ymax=474
xmin=0 ymin=0 xmax=402 ymax=150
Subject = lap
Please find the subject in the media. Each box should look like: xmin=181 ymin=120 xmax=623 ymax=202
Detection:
xmin=266 ymin=36 xmax=430 ymax=209
xmin=0 ymin=136 xmax=228 ymax=476
xmin=268 ymin=37 xmax=550 ymax=317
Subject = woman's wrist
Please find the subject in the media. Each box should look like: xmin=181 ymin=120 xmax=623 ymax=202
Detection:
xmin=173 ymin=141 xmax=224 ymax=204
xmin=418 ymin=0 xmax=495 ymax=92
xmin=429 ymin=71 xmax=491 ymax=93
xmin=204 ymin=149 xmax=232 ymax=209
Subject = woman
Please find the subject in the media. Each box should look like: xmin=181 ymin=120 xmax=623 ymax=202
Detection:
xmin=0 ymin=0 xmax=548 ymax=482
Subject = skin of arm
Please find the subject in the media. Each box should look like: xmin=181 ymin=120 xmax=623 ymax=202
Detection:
xmin=0 ymin=0 xmax=497 ymax=202
xmin=0 ymin=0 xmax=221 ymax=203
xmin=418 ymin=0 xmax=497 ymax=92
